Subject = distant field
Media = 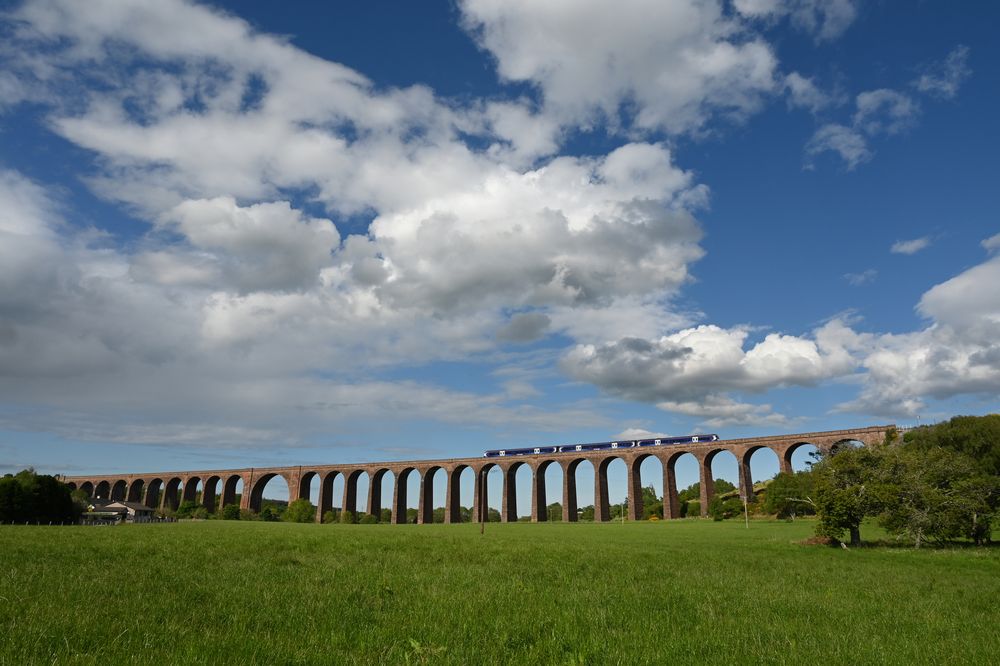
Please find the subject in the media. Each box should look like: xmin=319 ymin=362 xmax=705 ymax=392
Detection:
xmin=1 ymin=520 xmax=997 ymax=664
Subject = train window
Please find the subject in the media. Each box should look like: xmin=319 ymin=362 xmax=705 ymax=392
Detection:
xmin=655 ymin=439 xmax=661 ymax=445
xmin=499 ymin=450 xmax=506 ymax=456
xmin=533 ymin=448 xmax=540 ymax=454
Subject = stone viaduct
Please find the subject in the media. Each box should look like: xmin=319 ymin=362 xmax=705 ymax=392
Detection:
xmin=61 ymin=425 xmax=893 ymax=523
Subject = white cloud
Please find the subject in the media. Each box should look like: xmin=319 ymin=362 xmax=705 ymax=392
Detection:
xmin=854 ymin=89 xmax=919 ymax=136
xmin=806 ymin=89 xmax=918 ymax=169
xmin=784 ymin=72 xmax=832 ymax=113
xmin=735 ymin=0 xmax=858 ymax=41
xmin=805 ymin=123 xmax=871 ymax=170
xmin=891 ymin=237 xmax=931 ymax=255
xmin=561 ymin=319 xmax=862 ymax=424
xmin=460 ymin=0 xmax=779 ymax=136
xmin=915 ymin=45 xmax=972 ymax=99
xmin=614 ymin=427 xmax=668 ymax=440
xmin=982 ymin=233 xmax=1000 ymax=253
xmin=844 ymin=269 xmax=877 ymax=286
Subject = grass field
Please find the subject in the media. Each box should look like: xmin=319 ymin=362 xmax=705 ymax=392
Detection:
xmin=1 ymin=520 xmax=998 ymax=665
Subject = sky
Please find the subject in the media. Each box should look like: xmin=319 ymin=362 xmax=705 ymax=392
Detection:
xmin=1 ymin=0 xmax=998 ymax=507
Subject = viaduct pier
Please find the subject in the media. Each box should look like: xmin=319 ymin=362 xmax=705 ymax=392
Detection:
xmin=62 ymin=425 xmax=893 ymax=523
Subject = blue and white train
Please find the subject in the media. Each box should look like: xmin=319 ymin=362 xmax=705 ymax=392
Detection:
xmin=483 ymin=434 xmax=719 ymax=458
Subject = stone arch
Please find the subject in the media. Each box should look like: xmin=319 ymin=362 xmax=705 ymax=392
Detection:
xmin=740 ymin=445 xmax=780 ymax=500
xmin=533 ymin=460 xmax=562 ymax=522
xmin=127 ymin=479 xmax=144 ymax=503
xmin=664 ymin=450 xmax=699 ymax=519
xmin=446 ymin=464 xmax=473 ymax=523
xmin=248 ymin=472 xmax=290 ymax=515
xmin=564 ymin=458 xmax=595 ymax=522
xmin=702 ymin=448 xmax=740 ymax=513
xmin=370 ymin=468 xmax=392 ymax=523
xmin=163 ymin=477 xmax=183 ymax=510
xmin=202 ymin=475 xmax=221 ymax=512
xmin=182 ymin=476 xmax=202 ymax=505
xmin=317 ymin=470 xmax=340 ymax=522
xmin=595 ymin=456 xmax=629 ymax=522
xmin=144 ymin=479 xmax=163 ymax=509
xmin=782 ymin=441 xmax=818 ymax=474
xmin=475 ymin=462 xmax=503 ymax=523
xmin=80 ymin=481 xmax=94 ymax=497
xmin=501 ymin=460 xmax=533 ymax=523
xmin=220 ymin=475 xmax=243 ymax=511
xmin=341 ymin=469 xmax=369 ymax=521
xmin=94 ymin=480 xmax=111 ymax=500
xmin=419 ymin=465 xmax=446 ymax=524
xmin=111 ymin=479 xmax=127 ymax=501
xmin=630 ymin=453 xmax=665 ymax=520
xmin=66 ymin=482 xmax=77 ymax=491
xmin=830 ymin=438 xmax=865 ymax=454
xmin=392 ymin=467 xmax=418 ymax=524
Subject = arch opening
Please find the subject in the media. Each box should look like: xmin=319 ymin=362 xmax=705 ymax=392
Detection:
xmin=785 ymin=442 xmax=820 ymax=472
xmin=144 ymin=479 xmax=163 ymax=509
xmin=110 ymin=480 xmax=127 ymax=502
xmin=538 ymin=460 xmax=564 ymax=522
xmin=163 ymin=478 xmax=182 ymax=511
xmin=202 ymin=476 xmax=221 ymax=513
xmin=94 ymin=480 xmax=111 ymax=500
xmin=249 ymin=473 xmax=290 ymax=519
xmin=666 ymin=451 xmax=700 ymax=518
xmin=127 ymin=479 xmax=145 ymax=503
xmin=567 ymin=458 xmax=595 ymax=522
xmin=633 ymin=454 xmax=665 ymax=520
xmin=596 ymin=457 xmax=627 ymax=522
xmin=80 ymin=481 xmax=94 ymax=498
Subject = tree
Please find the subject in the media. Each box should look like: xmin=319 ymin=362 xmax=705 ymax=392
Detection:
xmin=872 ymin=445 xmax=998 ymax=547
xmin=283 ymin=498 xmax=316 ymax=523
xmin=175 ymin=500 xmax=199 ymax=519
xmin=763 ymin=471 xmax=816 ymax=519
xmin=340 ymin=508 xmax=356 ymax=524
xmin=322 ymin=509 xmax=338 ymax=523
xmin=222 ymin=504 xmax=241 ymax=520
xmin=546 ymin=502 xmax=563 ymax=521
xmin=0 ymin=470 xmax=80 ymax=524
xmin=708 ymin=496 xmax=743 ymax=521
xmin=904 ymin=414 xmax=1000 ymax=477
xmin=813 ymin=445 xmax=883 ymax=546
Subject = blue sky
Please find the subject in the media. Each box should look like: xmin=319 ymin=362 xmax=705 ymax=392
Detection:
xmin=1 ymin=0 xmax=998 ymax=508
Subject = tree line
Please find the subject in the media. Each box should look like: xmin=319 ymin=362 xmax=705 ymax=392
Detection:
xmin=0 ymin=469 xmax=82 ymax=524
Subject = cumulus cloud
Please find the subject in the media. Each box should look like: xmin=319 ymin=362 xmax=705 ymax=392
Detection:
xmin=915 ymin=45 xmax=972 ymax=99
xmin=982 ymin=233 xmax=1000 ymax=253
xmin=497 ymin=313 xmax=551 ymax=343
xmin=459 ymin=0 xmax=778 ymax=136
xmin=561 ymin=320 xmax=863 ymax=424
xmin=891 ymin=237 xmax=931 ymax=255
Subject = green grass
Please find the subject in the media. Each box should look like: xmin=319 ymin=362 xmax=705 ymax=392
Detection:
xmin=1 ymin=520 xmax=998 ymax=665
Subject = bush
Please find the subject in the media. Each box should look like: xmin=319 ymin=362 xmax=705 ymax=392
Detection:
xmin=222 ymin=504 xmax=241 ymax=520
xmin=340 ymin=509 xmax=356 ymax=524
xmin=358 ymin=513 xmax=378 ymax=524
xmin=175 ymin=500 xmax=199 ymax=519
xmin=323 ymin=509 xmax=338 ymax=524
xmin=283 ymin=498 xmax=316 ymax=523
xmin=192 ymin=507 xmax=209 ymax=520
xmin=686 ymin=501 xmax=700 ymax=517
xmin=239 ymin=508 xmax=257 ymax=521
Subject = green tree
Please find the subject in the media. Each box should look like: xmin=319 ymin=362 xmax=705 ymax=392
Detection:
xmin=222 ymin=503 xmax=241 ymax=520
xmin=546 ymin=502 xmax=563 ymax=521
xmin=340 ymin=508 xmax=356 ymax=524
xmin=175 ymin=500 xmax=199 ymax=519
xmin=381 ymin=508 xmax=393 ymax=522
xmin=0 ymin=470 xmax=80 ymax=524
xmin=283 ymin=498 xmax=316 ymax=523
xmin=580 ymin=505 xmax=595 ymax=521
xmin=763 ymin=471 xmax=816 ymax=519
xmin=358 ymin=513 xmax=378 ymax=524
xmin=904 ymin=414 xmax=1000 ymax=476
xmin=872 ymin=445 xmax=998 ymax=547
xmin=322 ymin=509 xmax=338 ymax=523
xmin=432 ymin=507 xmax=446 ymax=523
xmin=813 ymin=445 xmax=882 ymax=546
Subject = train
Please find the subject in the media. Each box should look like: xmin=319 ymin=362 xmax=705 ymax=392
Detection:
xmin=483 ymin=434 xmax=719 ymax=458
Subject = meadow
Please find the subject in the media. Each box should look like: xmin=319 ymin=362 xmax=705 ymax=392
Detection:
xmin=1 ymin=520 xmax=997 ymax=665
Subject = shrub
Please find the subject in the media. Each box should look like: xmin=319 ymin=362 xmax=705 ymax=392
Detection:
xmin=323 ymin=509 xmax=338 ymax=524
xmin=358 ymin=513 xmax=378 ymax=524
xmin=222 ymin=504 xmax=241 ymax=520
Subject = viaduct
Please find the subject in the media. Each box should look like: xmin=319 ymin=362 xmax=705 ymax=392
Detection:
xmin=61 ymin=425 xmax=893 ymax=523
